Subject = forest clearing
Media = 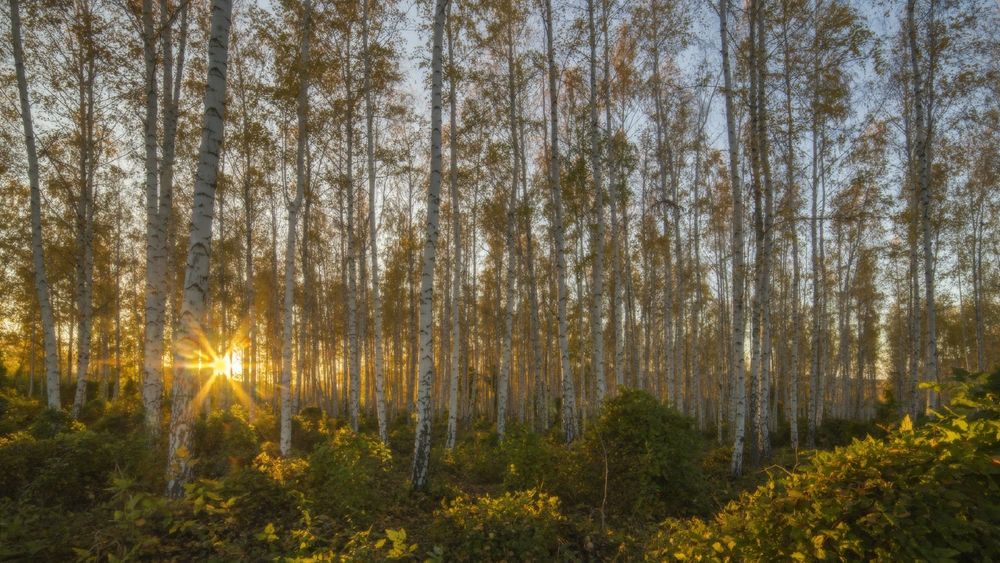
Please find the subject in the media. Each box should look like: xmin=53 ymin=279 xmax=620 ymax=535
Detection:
xmin=0 ymin=0 xmax=998 ymax=559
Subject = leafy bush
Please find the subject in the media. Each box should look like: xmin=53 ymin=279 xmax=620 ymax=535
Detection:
xmin=193 ymin=405 xmax=259 ymax=477
xmin=0 ymin=430 xmax=137 ymax=509
xmin=431 ymin=489 xmax=566 ymax=561
xmin=0 ymin=389 xmax=44 ymax=436
xmin=90 ymin=396 xmax=144 ymax=435
xmin=302 ymin=427 xmax=393 ymax=520
xmin=648 ymin=371 xmax=1000 ymax=561
xmin=815 ymin=416 xmax=884 ymax=448
xmin=500 ymin=429 xmax=563 ymax=492
xmin=29 ymin=408 xmax=84 ymax=438
xmin=446 ymin=430 xmax=506 ymax=484
xmin=577 ymin=389 xmax=706 ymax=520
xmin=292 ymin=406 xmax=338 ymax=453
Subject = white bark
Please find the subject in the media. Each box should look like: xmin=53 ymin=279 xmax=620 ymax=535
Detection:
xmin=362 ymin=0 xmax=388 ymax=444
xmin=544 ymin=0 xmax=577 ymax=443
xmin=140 ymin=0 xmax=163 ymax=433
xmin=9 ymin=0 xmax=61 ymax=411
xmin=445 ymin=2 xmax=461 ymax=449
xmin=345 ymin=38 xmax=361 ymax=433
xmin=71 ymin=3 xmax=96 ymax=419
xmin=165 ymin=0 xmax=233 ymax=498
xmin=587 ymin=0 xmax=606 ymax=408
xmin=142 ymin=0 xmax=187 ymax=435
xmin=411 ymin=0 xmax=447 ymax=491
xmin=907 ymin=0 xmax=939 ymax=403
xmin=602 ymin=0 xmax=624 ymax=392
xmin=780 ymin=0 xmax=800 ymax=450
xmin=281 ymin=0 xmax=311 ymax=457
xmin=720 ymin=0 xmax=747 ymax=477
xmin=497 ymin=31 xmax=519 ymax=442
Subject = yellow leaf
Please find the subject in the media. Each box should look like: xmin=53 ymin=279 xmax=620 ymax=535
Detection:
xmin=713 ymin=542 xmax=725 ymax=553
xmin=900 ymin=415 xmax=913 ymax=433
xmin=791 ymin=553 xmax=806 ymax=561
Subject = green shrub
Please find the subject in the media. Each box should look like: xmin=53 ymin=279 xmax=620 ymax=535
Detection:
xmin=578 ymin=389 xmax=706 ymax=520
xmin=647 ymin=371 xmax=1000 ymax=561
xmin=500 ymin=429 xmax=563 ymax=492
xmin=292 ymin=406 xmax=337 ymax=453
xmin=447 ymin=431 xmax=506 ymax=484
xmin=250 ymin=410 xmax=279 ymax=443
xmin=29 ymin=408 xmax=83 ymax=438
xmin=0 ymin=389 xmax=44 ymax=436
xmin=193 ymin=405 xmax=259 ymax=477
xmin=90 ymin=396 xmax=144 ymax=435
xmin=815 ymin=416 xmax=884 ymax=448
xmin=430 ymin=489 xmax=566 ymax=561
xmin=0 ymin=430 xmax=136 ymax=509
xmin=303 ymin=427 xmax=393 ymax=520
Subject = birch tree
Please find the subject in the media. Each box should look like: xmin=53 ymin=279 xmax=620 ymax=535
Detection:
xmin=907 ymin=0 xmax=939 ymax=409
xmin=444 ymin=0 xmax=461 ymax=450
xmin=587 ymin=0 xmax=606 ymax=407
xmin=165 ymin=0 xmax=233 ymax=498
xmin=141 ymin=0 xmax=188 ymax=435
xmin=544 ymin=0 xmax=577 ymax=443
xmin=411 ymin=0 xmax=448 ymax=491
xmin=719 ymin=0 xmax=748 ymax=477
xmin=280 ymin=0 xmax=311 ymax=458
xmin=9 ymin=0 xmax=61 ymax=411
xmin=362 ymin=0 xmax=388 ymax=444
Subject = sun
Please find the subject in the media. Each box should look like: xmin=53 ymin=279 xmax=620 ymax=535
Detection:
xmin=212 ymin=351 xmax=243 ymax=378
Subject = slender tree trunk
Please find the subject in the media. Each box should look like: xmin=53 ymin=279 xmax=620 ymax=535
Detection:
xmin=344 ymin=37 xmax=362 ymax=432
xmin=720 ymin=0 xmax=747 ymax=476
xmin=280 ymin=0 xmax=311 ymax=457
xmin=587 ymin=0 xmax=606 ymax=408
xmin=972 ymin=201 xmax=985 ymax=371
xmin=71 ymin=3 xmax=96 ymax=418
xmin=497 ymin=30 xmax=519 ymax=441
xmin=444 ymin=2 xmax=461 ymax=449
xmin=752 ymin=0 xmax=774 ymax=461
xmin=907 ymin=0 xmax=939 ymax=404
xmin=165 ymin=0 xmax=233 ymax=498
xmin=9 ymin=0 xmax=61 ymax=411
xmin=781 ymin=0 xmax=800 ymax=450
xmin=362 ymin=0 xmax=389 ymax=443
xmin=140 ymin=0 xmax=163 ymax=432
xmin=411 ymin=0 xmax=448 ymax=491
xmin=692 ymin=98 xmax=707 ymax=430
xmin=544 ymin=0 xmax=577 ymax=442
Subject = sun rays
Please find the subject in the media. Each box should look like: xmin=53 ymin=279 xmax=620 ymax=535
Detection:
xmin=171 ymin=318 xmax=256 ymax=413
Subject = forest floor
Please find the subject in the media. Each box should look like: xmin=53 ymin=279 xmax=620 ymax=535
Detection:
xmin=0 ymin=374 xmax=997 ymax=561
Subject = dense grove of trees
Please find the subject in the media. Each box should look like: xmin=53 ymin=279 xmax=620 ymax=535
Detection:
xmin=1 ymin=0 xmax=998 ymax=498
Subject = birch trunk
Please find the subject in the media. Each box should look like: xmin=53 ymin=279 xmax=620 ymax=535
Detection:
xmin=72 ymin=3 xmax=96 ymax=419
xmin=280 ymin=0 xmax=311 ymax=457
xmin=497 ymin=30 xmax=519 ymax=442
xmin=166 ymin=0 xmax=233 ymax=498
xmin=345 ymin=38 xmax=362 ymax=433
xmin=140 ymin=0 xmax=163 ymax=432
xmin=544 ymin=0 xmax=577 ymax=442
xmin=142 ymin=0 xmax=187 ymax=434
xmin=587 ymin=0 xmax=606 ymax=407
xmin=907 ymin=0 xmax=939 ymax=403
xmin=444 ymin=3 xmax=461 ymax=449
xmin=362 ymin=0 xmax=389 ymax=443
xmin=781 ymin=0 xmax=800 ymax=450
xmin=720 ymin=0 xmax=747 ymax=477
xmin=650 ymin=38 xmax=675 ymax=407
xmin=411 ymin=0 xmax=447 ymax=490
xmin=9 ymin=0 xmax=61 ymax=410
